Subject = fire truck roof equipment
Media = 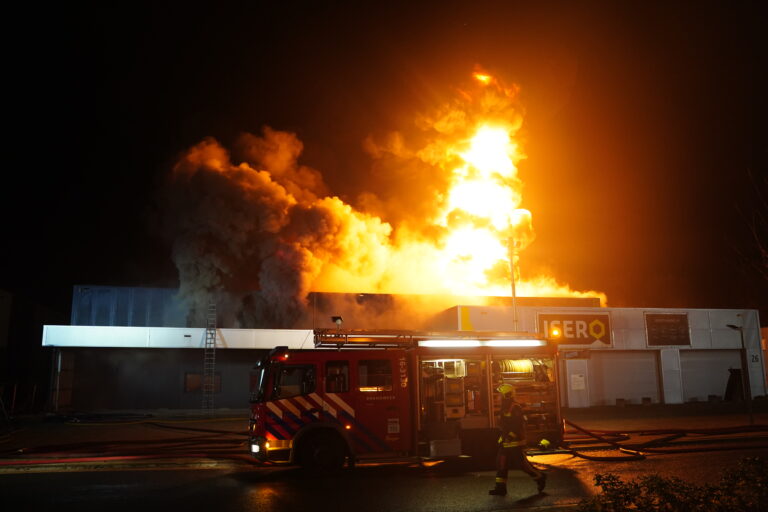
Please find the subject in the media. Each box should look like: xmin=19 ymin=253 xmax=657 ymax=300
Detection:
xmin=313 ymin=329 xmax=548 ymax=349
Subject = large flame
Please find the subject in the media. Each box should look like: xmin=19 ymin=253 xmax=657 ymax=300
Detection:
xmin=414 ymin=74 xmax=537 ymax=297
xmin=166 ymin=70 xmax=606 ymax=326
xmin=315 ymin=70 xmax=603 ymax=302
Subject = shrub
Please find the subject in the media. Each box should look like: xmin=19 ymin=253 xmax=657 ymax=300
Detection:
xmin=577 ymin=457 xmax=767 ymax=511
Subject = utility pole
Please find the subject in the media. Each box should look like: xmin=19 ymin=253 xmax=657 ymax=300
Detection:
xmin=727 ymin=314 xmax=754 ymax=425
xmin=508 ymin=236 xmax=519 ymax=331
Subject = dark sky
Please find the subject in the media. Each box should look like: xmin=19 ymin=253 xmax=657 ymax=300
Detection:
xmin=4 ymin=1 xmax=767 ymax=321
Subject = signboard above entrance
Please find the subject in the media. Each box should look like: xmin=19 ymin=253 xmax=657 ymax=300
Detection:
xmin=645 ymin=313 xmax=690 ymax=346
xmin=538 ymin=313 xmax=612 ymax=346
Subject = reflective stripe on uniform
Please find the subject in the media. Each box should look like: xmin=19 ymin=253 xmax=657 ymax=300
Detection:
xmin=499 ymin=431 xmax=521 ymax=447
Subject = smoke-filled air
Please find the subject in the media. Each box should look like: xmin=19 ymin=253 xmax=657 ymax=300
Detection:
xmin=162 ymin=70 xmax=606 ymax=328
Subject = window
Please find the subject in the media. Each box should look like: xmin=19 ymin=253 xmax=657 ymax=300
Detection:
xmin=184 ymin=372 xmax=222 ymax=393
xmin=325 ymin=360 xmax=349 ymax=393
xmin=273 ymin=365 xmax=315 ymax=399
xmin=358 ymin=359 xmax=392 ymax=392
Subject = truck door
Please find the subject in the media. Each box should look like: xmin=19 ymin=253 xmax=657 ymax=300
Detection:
xmin=349 ymin=353 xmax=412 ymax=454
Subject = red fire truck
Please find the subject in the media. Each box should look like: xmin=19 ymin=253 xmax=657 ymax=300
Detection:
xmin=248 ymin=329 xmax=563 ymax=471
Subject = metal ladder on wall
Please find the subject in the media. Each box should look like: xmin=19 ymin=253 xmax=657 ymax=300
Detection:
xmin=202 ymin=300 xmax=217 ymax=415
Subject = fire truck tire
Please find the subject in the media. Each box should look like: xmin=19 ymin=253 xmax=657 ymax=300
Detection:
xmin=298 ymin=430 xmax=347 ymax=473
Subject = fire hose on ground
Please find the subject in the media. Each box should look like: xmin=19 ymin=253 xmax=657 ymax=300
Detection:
xmin=552 ymin=419 xmax=768 ymax=462
xmin=0 ymin=416 xmax=259 ymax=468
xmin=2 ymin=415 xmax=768 ymax=468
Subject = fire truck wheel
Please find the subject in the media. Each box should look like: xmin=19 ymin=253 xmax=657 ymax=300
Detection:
xmin=299 ymin=430 xmax=346 ymax=473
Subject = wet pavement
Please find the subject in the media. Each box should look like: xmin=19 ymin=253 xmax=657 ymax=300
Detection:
xmin=2 ymin=402 xmax=767 ymax=463
xmin=1 ymin=402 xmax=767 ymax=511
xmin=2 ymin=401 xmax=768 ymax=472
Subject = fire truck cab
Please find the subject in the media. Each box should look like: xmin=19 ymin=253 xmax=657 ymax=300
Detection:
xmin=248 ymin=330 xmax=562 ymax=471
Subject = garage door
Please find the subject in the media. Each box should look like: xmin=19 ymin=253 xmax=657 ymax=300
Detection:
xmin=680 ymin=350 xmax=741 ymax=402
xmin=588 ymin=351 xmax=660 ymax=406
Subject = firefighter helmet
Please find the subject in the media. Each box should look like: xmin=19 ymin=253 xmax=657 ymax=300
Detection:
xmin=496 ymin=383 xmax=516 ymax=397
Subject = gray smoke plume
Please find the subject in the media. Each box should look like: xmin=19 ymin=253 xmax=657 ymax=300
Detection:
xmin=163 ymin=129 xmax=331 ymax=327
xmin=161 ymin=75 xmax=604 ymax=327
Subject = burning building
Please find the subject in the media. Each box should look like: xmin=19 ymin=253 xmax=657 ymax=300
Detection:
xmin=160 ymin=70 xmax=605 ymax=329
xmin=41 ymin=70 xmax=765 ymax=411
xmin=44 ymin=287 xmax=764 ymax=411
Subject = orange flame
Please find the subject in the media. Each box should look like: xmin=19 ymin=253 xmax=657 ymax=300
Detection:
xmin=403 ymin=71 xmax=603 ymax=303
xmin=312 ymin=71 xmax=606 ymax=303
xmin=473 ymin=72 xmax=493 ymax=85
xmin=170 ymin=70 xmax=607 ymax=312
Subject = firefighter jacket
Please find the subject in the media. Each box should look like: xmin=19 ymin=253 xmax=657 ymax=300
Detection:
xmin=497 ymin=398 xmax=526 ymax=448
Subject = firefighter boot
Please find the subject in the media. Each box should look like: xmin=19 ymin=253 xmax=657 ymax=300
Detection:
xmin=488 ymin=480 xmax=507 ymax=496
xmin=535 ymin=474 xmax=547 ymax=493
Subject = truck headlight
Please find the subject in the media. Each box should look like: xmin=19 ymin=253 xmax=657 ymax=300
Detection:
xmin=250 ymin=437 xmax=269 ymax=460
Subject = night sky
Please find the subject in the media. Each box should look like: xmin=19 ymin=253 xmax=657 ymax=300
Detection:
xmin=4 ymin=1 xmax=767 ymax=322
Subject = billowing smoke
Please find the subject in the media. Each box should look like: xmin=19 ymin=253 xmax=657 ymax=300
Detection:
xmin=162 ymin=73 xmax=606 ymax=328
xmin=162 ymin=128 xmax=405 ymax=327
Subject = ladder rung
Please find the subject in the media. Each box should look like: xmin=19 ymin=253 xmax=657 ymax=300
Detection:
xmin=203 ymin=299 xmax=216 ymax=412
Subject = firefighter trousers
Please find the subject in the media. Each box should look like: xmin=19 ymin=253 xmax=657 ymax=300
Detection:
xmin=495 ymin=446 xmax=542 ymax=483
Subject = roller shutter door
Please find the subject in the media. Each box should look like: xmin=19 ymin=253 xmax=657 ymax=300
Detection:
xmin=588 ymin=351 xmax=660 ymax=406
xmin=680 ymin=350 xmax=741 ymax=402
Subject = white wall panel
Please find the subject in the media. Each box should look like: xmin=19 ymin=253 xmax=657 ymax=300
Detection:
xmin=709 ymin=310 xmax=747 ymax=349
xmin=690 ymin=328 xmax=713 ymax=349
xmin=43 ymin=325 xmax=151 ymax=348
xmin=43 ymin=325 xmax=314 ymax=349
xmin=565 ymin=359 xmax=590 ymax=408
xmin=660 ymin=349 xmax=683 ymax=404
xmin=621 ymin=327 xmax=648 ymax=350
xmin=688 ymin=310 xmax=712 ymax=349
xmin=710 ymin=328 xmax=742 ymax=350
xmin=615 ymin=309 xmax=646 ymax=330
xmin=216 ymin=329 xmax=253 ymax=348
xmin=688 ymin=310 xmax=711 ymax=329
xmin=148 ymin=328 xmax=205 ymax=348
xmin=247 ymin=329 xmax=315 ymax=349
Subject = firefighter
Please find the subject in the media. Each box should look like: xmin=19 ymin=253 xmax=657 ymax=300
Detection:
xmin=488 ymin=383 xmax=547 ymax=496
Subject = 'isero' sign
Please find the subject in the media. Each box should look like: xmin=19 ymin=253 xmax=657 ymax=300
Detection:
xmin=538 ymin=314 xmax=612 ymax=346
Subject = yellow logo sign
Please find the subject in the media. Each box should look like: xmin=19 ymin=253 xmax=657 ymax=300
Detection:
xmin=539 ymin=314 xmax=612 ymax=345
xmin=588 ymin=319 xmax=606 ymax=340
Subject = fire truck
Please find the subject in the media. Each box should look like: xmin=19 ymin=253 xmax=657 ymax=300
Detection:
xmin=248 ymin=329 xmax=563 ymax=471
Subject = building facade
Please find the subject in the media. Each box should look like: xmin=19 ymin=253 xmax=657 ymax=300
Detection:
xmin=42 ymin=289 xmax=765 ymax=411
xmin=434 ymin=305 xmax=765 ymax=408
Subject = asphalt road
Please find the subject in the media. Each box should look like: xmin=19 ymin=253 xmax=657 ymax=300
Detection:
xmin=2 ymin=405 xmax=768 ymax=511
xmin=1 ymin=447 xmax=764 ymax=512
